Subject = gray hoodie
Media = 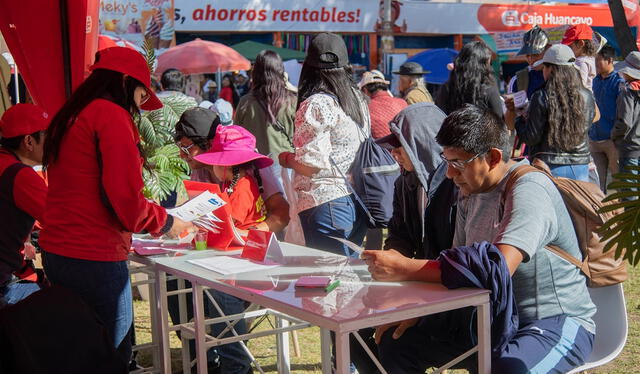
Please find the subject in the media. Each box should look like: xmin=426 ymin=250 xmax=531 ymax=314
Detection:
xmin=384 ymin=103 xmax=457 ymax=259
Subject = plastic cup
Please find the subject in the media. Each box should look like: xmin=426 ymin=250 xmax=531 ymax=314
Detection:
xmin=194 ymin=231 xmax=208 ymax=250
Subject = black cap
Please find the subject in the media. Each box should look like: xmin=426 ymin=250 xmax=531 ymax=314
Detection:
xmin=375 ymin=133 xmax=402 ymax=149
xmin=517 ymin=25 xmax=549 ymax=56
xmin=175 ymin=107 xmax=220 ymax=140
xmin=305 ymin=33 xmax=350 ymax=69
xmin=393 ymin=61 xmax=430 ymax=75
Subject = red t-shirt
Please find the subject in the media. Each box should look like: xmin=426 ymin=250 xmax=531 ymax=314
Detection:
xmin=40 ymin=99 xmax=168 ymax=262
xmin=223 ymin=175 xmax=266 ymax=230
xmin=0 ymin=151 xmax=47 ymax=225
xmin=368 ymin=91 xmax=408 ymax=139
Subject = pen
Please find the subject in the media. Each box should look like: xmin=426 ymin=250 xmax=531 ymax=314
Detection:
xmin=325 ymin=280 xmax=341 ymax=293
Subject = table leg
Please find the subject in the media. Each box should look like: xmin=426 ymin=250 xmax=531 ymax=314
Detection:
xmin=153 ymin=268 xmax=171 ymax=373
xmin=477 ymin=300 xmax=491 ymax=374
xmin=335 ymin=332 xmax=351 ymax=374
xmin=147 ymin=268 xmax=161 ymax=371
xmin=193 ymin=283 xmax=208 ymax=374
xmin=275 ymin=316 xmax=291 ymax=374
xmin=320 ymin=328 xmax=332 ymax=374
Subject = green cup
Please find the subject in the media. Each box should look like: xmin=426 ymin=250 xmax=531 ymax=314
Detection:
xmin=194 ymin=231 xmax=208 ymax=250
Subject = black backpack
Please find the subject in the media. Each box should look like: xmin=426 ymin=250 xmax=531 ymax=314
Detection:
xmin=330 ymin=134 xmax=400 ymax=229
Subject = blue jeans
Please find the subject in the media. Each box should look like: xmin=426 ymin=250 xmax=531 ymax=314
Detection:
xmin=298 ymin=194 xmax=368 ymax=257
xmin=547 ymin=163 xmax=589 ymax=182
xmin=167 ymin=279 xmax=251 ymax=374
xmin=0 ymin=278 xmax=41 ymax=307
xmin=42 ymin=251 xmax=133 ymax=363
xmin=378 ymin=315 xmax=593 ymax=374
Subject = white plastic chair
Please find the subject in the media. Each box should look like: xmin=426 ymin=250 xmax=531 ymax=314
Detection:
xmin=568 ymin=283 xmax=628 ymax=373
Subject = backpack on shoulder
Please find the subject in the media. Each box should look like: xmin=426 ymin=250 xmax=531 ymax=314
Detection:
xmin=503 ymin=160 xmax=627 ymax=287
xmin=330 ymin=136 xmax=400 ymax=229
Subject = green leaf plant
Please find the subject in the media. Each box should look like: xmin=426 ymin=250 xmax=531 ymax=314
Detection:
xmin=598 ymin=165 xmax=640 ymax=266
xmin=136 ymin=41 xmax=195 ymax=203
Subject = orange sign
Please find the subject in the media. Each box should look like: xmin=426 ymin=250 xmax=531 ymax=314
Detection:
xmin=477 ymin=3 xmax=639 ymax=33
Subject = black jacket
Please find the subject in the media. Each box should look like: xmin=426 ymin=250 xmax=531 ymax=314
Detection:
xmin=383 ymin=103 xmax=458 ymax=259
xmin=612 ymin=85 xmax=640 ymax=158
xmin=515 ymin=86 xmax=595 ymax=165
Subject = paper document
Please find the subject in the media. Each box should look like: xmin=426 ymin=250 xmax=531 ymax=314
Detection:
xmin=512 ymin=90 xmax=528 ymax=109
xmin=329 ymin=236 xmax=364 ymax=257
xmin=188 ymin=256 xmax=280 ymax=275
xmin=166 ymin=191 xmax=226 ymax=223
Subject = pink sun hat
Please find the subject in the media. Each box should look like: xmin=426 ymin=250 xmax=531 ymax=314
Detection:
xmin=194 ymin=125 xmax=273 ymax=169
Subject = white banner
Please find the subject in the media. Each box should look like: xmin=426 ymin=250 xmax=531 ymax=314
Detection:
xmin=174 ymin=0 xmax=377 ymax=33
xmin=173 ymin=0 xmax=639 ymax=35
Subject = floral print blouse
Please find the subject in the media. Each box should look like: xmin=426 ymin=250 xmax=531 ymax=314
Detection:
xmin=293 ymin=93 xmax=371 ymax=213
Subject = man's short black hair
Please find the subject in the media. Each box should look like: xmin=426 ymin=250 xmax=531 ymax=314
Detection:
xmin=597 ymin=44 xmax=616 ymax=62
xmin=364 ymin=82 xmax=389 ymax=95
xmin=436 ymin=104 xmax=511 ymax=162
xmin=0 ymin=131 xmax=42 ymax=151
xmin=161 ymin=68 xmax=185 ymax=91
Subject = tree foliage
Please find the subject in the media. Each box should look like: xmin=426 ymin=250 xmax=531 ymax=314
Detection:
xmin=598 ymin=165 xmax=640 ymax=266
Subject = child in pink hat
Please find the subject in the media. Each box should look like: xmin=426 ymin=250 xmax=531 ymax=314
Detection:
xmin=194 ymin=125 xmax=273 ymax=230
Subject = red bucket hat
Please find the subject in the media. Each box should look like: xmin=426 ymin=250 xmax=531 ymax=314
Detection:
xmin=0 ymin=104 xmax=50 ymax=138
xmin=194 ymin=125 xmax=273 ymax=169
xmin=562 ymin=24 xmax=593 ymax=45
xmin=89 ymin=46 xmax=162 ymax=111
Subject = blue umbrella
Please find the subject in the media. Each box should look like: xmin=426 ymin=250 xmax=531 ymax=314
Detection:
xmin=406 ymin=48 xmax=459 ymax=85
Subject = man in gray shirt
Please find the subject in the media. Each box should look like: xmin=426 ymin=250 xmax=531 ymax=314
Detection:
xmin=364 ymin=105 xmax=595 ymax=373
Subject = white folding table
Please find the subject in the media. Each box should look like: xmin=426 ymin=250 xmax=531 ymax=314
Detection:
xmin=149 ymin=242 xmax=492 ymax=374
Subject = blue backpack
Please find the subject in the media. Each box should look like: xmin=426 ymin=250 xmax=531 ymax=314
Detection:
xmin=330 ymin=132 xmax=400 ymax=229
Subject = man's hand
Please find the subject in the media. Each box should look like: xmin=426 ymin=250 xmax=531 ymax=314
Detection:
xmin=374 ymin=318 xmax=419 ymax=344
xmin=362 ymin=249 xmax=412 ymax=281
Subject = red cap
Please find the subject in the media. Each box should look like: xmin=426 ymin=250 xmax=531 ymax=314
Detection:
xmin=0 ymin=104 xmax=50 ymax=138
xmin=89 ymin=47 xmax=162 ymax=111
xmin=562 ymin=24 xmax=593 ymax=45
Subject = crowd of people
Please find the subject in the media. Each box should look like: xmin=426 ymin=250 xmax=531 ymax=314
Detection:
xmin=0 ymin=24 xmax=634 ymax=373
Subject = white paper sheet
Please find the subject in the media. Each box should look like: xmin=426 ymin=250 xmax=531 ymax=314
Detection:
xmin=166 ymin=191 xmax=226 ymax=222
xmin=188 ymin=256 xmax=280 ymax=275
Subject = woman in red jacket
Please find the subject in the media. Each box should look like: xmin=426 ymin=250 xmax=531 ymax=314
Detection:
xmin=40 ymin=47 xmax=194 ymax=363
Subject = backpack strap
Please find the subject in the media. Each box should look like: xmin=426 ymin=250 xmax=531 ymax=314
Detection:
xmin=502 ymin=163 xmax=589 ymax=275
xmin=545 ymin=244 xmax=591 ymax=278
xmin=328 ymin=155 xmax=375 ymax=227
xmin=516 ymin=69 xmax=529 ymax=93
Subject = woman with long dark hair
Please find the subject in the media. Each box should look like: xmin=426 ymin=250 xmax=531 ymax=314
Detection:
xmin=235 ymin=50 xmax=296 ymax=163
xmin=278 ymin=33 xmax=370 ymax=256
xmin=513 ymin=44 xmax=595 ymax=181
xmin=40 ymin=47 xmax=194 ymax=363
xmin=435 ymin=41 xmax=503 ymax=117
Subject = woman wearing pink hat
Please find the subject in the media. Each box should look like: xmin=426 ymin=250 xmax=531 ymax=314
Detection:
xmin=40 ymin=47 xmax=195 ymax=363
xmin=195 ymin=125 xmax=273 ymax=231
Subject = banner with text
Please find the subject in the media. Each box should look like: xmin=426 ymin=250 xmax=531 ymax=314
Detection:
xmin=174 ymin=0 xmax=377 ymax=33
xmin=175 ymin=0 xmax=639 ymax=35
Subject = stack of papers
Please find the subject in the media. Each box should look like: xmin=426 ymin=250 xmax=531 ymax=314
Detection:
xmin=188 ymin=256 xmax=280 ymax=275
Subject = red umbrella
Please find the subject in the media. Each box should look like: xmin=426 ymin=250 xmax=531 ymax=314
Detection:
xmin=156 ymin=38 xmax=250 ymax=75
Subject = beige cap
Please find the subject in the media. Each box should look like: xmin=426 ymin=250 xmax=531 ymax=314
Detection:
xmin=358 ymin=70 xmax=390 ymax=89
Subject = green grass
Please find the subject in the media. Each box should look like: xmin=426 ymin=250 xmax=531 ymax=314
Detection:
xmin=132 ymin=265 xmax=640 ymax=373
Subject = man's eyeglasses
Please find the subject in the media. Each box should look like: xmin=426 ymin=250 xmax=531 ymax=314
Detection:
xmin=440 ymin=152 xmax=485 ymax=171
xmin=176 ymin=142 xmax=195 ymax=155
